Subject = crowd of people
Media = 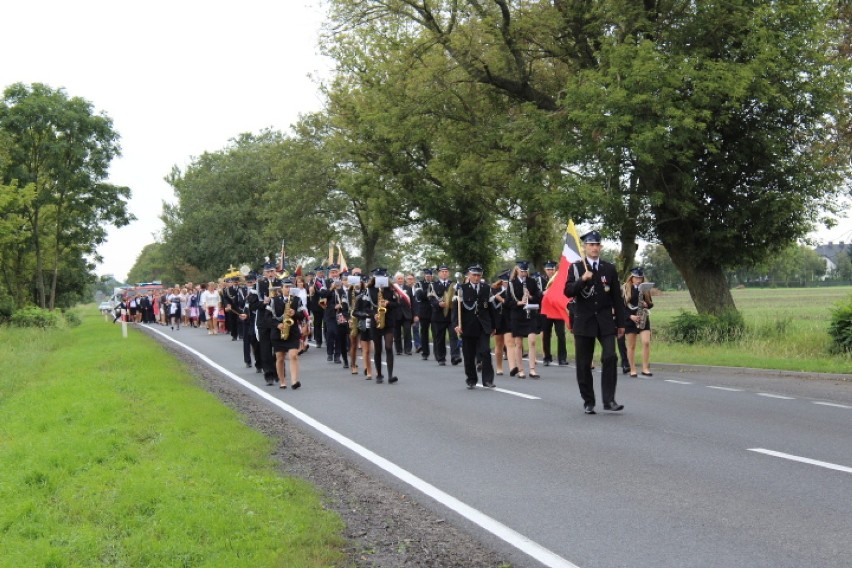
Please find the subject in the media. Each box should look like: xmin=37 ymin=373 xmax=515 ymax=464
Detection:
xmin=113 ymin=236 xmax=655 ymax=413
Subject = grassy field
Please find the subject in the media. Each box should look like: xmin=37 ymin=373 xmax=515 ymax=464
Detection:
xmin=559 ymin=286 xmax=852 ymax=374
xmin=0 ymin=310 xmax=345 ymax=567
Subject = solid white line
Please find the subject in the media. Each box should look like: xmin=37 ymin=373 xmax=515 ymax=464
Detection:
xmin=706 ymin=386 xmax=742 ymax=392
xmin=756 ymin=393 xmax=795 ymax=400
xmin=665 ymin=379 xmax=692 ymax=385
xmin=748 ymin=449 xmax=852 ymax=474
xmin=812 ymin=401 xmax=852 ymax=409
xmin=146 ymin=327 xmax=579 ymax=568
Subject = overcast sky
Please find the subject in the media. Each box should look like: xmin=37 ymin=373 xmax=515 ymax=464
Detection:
xmin=2 ymin=0 xmax=333 ymax=281
xmin=3 ymin=1 xmax=850 ymax=282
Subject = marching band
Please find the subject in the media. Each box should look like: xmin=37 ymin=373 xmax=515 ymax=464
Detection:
xmin=117 ymin=237 xmax=636 ymax=415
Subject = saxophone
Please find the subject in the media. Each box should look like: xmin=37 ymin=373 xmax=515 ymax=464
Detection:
xmin=277 ymin=296 xmax=295 ymax=340
xmin=376 ymin=291 xmax=388 ymax=330
xmin=636 ymin=306 xmax=649 ymax=330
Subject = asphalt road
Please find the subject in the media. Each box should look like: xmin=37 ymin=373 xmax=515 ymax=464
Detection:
xmin=139 ymin=323 xmax=852 ymax=568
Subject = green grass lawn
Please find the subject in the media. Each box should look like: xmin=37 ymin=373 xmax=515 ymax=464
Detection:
xmin=548 ymin=286 xmax=852 ymax=374
xmin=0 ymin=309 xmax=345 ymax=567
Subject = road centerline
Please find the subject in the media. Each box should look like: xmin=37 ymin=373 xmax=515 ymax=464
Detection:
xmin=748 ymin=448 xmax=852 ymax=475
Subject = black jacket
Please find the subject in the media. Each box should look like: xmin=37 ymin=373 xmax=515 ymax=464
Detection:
xmin=451 ymin=282 xmax=495 ymax=337
xmin=564 ymin=259 xmax=626 ymax=337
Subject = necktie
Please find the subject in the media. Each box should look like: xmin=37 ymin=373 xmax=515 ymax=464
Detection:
xmin=593 ymin=262 xmax=598 ymax=272
xmin=474 ymin=284 xmax=479 ymax=294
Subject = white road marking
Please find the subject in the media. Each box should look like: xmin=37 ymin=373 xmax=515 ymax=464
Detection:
xmin=812 ymin=401 xmax=852 ymax=409
xmin=474 ymin=385 xmax=541 ymax=399
xmin=665 ymin=379 xmax=692 ymax=385
xmin=706 ymin=386 xmax=742 ymax=392
xmin=148 ymin=327 xmax=579 ymax=568
xmin=756 ymin=393 xmax=795 ymax=400
xmin=748 ymin=449 xmax=852 ymax=475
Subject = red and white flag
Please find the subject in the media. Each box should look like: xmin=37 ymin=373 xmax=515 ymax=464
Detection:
xmin=541 ymin=220 xmax=583 ymax=323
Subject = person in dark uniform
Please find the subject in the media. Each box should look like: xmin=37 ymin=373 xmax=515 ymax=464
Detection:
xmin=414 ymin=268 xmax=434 ymax=360
xmin=622 ymin=267 xmax=654 ymax=377
xmin=452 ymin=264 xmax=496 ymax=389
xmin=319 ymin=264 xmax=344 ymax=363
xmin=540 ymin=260 xmax=569 ymax=367
xmin=489 ymin=270 xmax=514 ymax=375
xmin=429 ymin=264 xmax=461 ymax=366
xmin=564 ymin=230 xmax=627 ymax=414
xmin=269 ymin=279 xmax=306 ymax=389
xmin=352 ymin=277 xmax=376 ymax=380
xmin=367 ymin=268 xmax=400 ymax=384
xmin=394 ymin=272 xmax=414 ymax=355
xmin=310 ymin=266 xmax=326 ymax=349
xmin=248 ymin=262 xmax=280 ymax=386
xmin=505 ymin=260 xmax=542 ymax=379
xmin=240 ymin=272 xmax=262 ymax=372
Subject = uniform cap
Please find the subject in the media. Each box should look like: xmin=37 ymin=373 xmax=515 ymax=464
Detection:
xmin=580 ymin=230 xmax=602 ymax=244
xmin=467 ymin=264 xmax=483 ymax=275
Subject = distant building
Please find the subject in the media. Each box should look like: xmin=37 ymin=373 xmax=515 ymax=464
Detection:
xmin=815 ymin=242 xmax=850 ymax=278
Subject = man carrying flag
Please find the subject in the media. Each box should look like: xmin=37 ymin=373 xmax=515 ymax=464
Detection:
xmin=564 ymin=229 xmax=627 ymax=415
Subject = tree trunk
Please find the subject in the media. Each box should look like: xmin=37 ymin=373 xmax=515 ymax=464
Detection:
xmin=666 ymin=246 xmax=737 ymax=315
xmin=32 ymin=209 xmax=46 ymax=308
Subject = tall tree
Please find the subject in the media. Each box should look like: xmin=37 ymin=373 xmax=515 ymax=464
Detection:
xmin=0 ymin=83 xmax=134 ymax=309
xmin=325 ymin=0 xmax=851 ymax=314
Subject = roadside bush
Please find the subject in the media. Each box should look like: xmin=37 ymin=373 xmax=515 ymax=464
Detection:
xmin=828 ymin=295 xmax=852 ymax=354
xmin=63 ymin=310 xmax=82 ymax=327
xmin=9 ymin=307 xmax=61 ymax=328
xmin=665 ymin=309 xmax=745 ymax=344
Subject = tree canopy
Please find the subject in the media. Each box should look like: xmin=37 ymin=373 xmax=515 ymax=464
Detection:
xmin=0 ymin=83 xmax=134 ymax=310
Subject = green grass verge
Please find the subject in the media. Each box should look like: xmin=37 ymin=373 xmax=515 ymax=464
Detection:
xmin=0 ymin=309 xmax=345 ymax=567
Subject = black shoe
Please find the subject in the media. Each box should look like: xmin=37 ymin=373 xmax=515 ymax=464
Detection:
xmin=246 ymin=363 xmax=252 ymax=368
xmin=544 ymin=359 xmax=551 ymax=367
xmin=452 ymin=358 xmax=461 ymax=366
xmin=438 ymin=361 xmax=446 ymax=366
xmin=558 ymin=360 xmax=569 ymax=366
xmin=376 ymin=375 xmax=384 ymax=384
xmin=231 ymin=337 xmax=237 ymax=341
xmin=466 ymin=381 xmax=476 ymax=389
xmin=622 ymin=367 xmax=630 ymax=374
xmin=292 ymin=381 xmax=301 ymax=390
xmin=265 ymin=379 xmax=273 ymax=386
xmin=404 ymin=351 xmax=412 ymax=356
xmin=421 ymin=355 xmax=429 ymax=360
xmin=509 ymin=367 xmax=519 ymax=377
xmin=396 ymin=351 xmax=403 ymax=356
xmin=327 ymin=355 xmax=333 ymax=362
xmin=415 ymin=346 xmax=422 ymax=353
xmin=641 ymin=371 xmax=653 ymax=377
xmin=603 ymin=401 xmax=624 ymax=411
xmin=584 ymin=404 xmax=596 ymax=415
xmin=389 ymin=376 xmax=398 ymax=384
xmin=256 ymin=367 xmax=262 ymax=373
xmin=333 ymin=358 xmax=341 ymax=364
xmin=484 ymin=382 xmax=495 ymax=388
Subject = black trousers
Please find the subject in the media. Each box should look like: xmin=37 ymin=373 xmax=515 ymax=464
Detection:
xmin=242 ymin=320 xmax=260 ymax=369
xmin=542 ymin=318 xmax=567 ymax=362
xmin=419 ymin=318 xmax=432 ymax=357
xmin=617 ymin=334 xmax=629 ymax=370
xmin=573 ymin=334 xmax=618 ymax=407
xmin=394 ymin=317 xmax=412 ymax=354
xmin=312 ymin=311 xmax=324 ymax=345
xmin=335 ymin=324 xmax=350 ymax=366
xmin=258 ymin=327 xmax=276 ymax=381
xmin=227 ymin=311 xmax=240 ymax=339
xmin=373 ymin=328 xmax=395 ymax=378
xmin=325 ymin=322 xmax=340 ymax=360
xmin=462 ymin=333 xmax=494 ymax=385
xmin=432 ymin=319 xmax=460 ymax=362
